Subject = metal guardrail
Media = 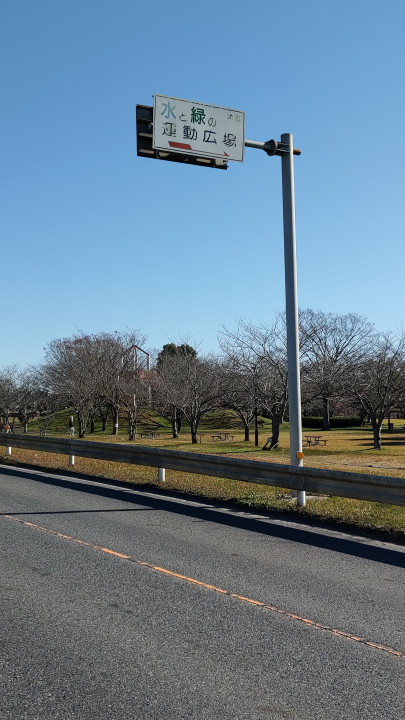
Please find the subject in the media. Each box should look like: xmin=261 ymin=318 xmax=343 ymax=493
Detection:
xmin=0 ymin=433 xmax=404 ymax=506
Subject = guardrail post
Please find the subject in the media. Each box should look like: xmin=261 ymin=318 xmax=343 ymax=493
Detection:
xmin=69 ymin=455 xmax=75 ymax=467
xmin=158 ymin=467 xmax=165 ymax=482
xmin=6 ymin=446 xmax=11 ymax=457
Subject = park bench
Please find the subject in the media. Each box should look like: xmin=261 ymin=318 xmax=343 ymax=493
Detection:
xmin=211 ymin=432 xmax=234 ymax=441
xmin=303 ymin=435 xmax=327 ymax=447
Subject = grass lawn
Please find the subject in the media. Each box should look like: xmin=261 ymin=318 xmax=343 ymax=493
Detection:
xmin=2 ymin=410 xmax=405 ymax=540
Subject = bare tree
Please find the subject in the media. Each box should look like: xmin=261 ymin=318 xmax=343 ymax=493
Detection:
xmin=97 ymin=401 xmax=110 ymax=432
xmin=42 ymin=333 xmax=105 ymax=437
xmin=119 ymin=362 xmax=150 ymax=441
xmin=155 ymin=347 xmax=222 ymax=444
xmin=36 ymin=389 xmax=64 ymax=436
xmin=0 ymin=365 xmax=41 ymax=432
xmin=300 ymin=310 xmax=374 ymax=430
xmin=16 ymin=367 xmax=43 ymax=432
xmin=95 ymin=331 xmax=148 ymax=436
xmin=0 ymin=366 xmax=20 ymax=428
xmin=41 ymin=329 xmax=148 ymax=438
xmin=219 ymin=317 xmax=288 ymax=449
xmin=220 ymin=366 xmax=258 ymax=442
xmin=150 ymin=381 xmax=183 ymax=439
xmin=152 ymin=343 xmax=197 ymax=438
xmin=218 ymin=336 xmax=262 ymax=442
xmin=345 ymin=330 xmax=405 ymax=449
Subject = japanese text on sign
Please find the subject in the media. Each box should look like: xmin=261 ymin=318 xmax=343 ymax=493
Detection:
xmin=153 ymin=95 xmax=245 ymax=163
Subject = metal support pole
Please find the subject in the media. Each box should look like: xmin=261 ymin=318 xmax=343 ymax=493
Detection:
xmin=280 ymin=133 xmax=305 ymax=508
xmin=158 ymin=467 xmax=165 ymax=482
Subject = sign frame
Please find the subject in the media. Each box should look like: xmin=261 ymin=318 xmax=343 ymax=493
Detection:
xmin=153 ymin=94 xmax=245 ymax=163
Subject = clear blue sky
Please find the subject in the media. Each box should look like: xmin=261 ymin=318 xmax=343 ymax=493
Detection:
xmin=1 ymin=0 xmax=404 ymax=366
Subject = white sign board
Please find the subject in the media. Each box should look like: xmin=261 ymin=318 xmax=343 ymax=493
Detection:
xmin=153 ymin=94 xmax=245 ymax=163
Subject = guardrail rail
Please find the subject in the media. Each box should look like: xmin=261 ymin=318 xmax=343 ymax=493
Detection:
xmin=0 ymin=433 xmax=404 ymax=506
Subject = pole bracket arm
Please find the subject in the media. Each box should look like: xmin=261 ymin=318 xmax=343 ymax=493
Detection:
xmin=245 ymin=138 xmax=301 ymax=156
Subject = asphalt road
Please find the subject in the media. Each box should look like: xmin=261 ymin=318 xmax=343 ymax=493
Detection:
xmin=1 ymin=464 xmax=404 ymax=719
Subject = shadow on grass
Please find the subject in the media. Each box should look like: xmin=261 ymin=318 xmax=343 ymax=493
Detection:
xmin=352 ymin=440 xmax=405 ymax=448
xmin=1 ymin=464 xmax=405 ymax=568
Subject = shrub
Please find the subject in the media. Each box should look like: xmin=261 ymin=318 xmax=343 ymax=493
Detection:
xmin=302 ymin=416 xmax=361 ymax=429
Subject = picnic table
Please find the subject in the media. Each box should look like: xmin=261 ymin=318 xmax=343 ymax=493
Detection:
xmin=303 ymin=434 xmax=327 ymax=447
xmin=211 ymin=432 xmax=234 ymax=441
xmin=140 ymin=431 xmax=159 ymax=439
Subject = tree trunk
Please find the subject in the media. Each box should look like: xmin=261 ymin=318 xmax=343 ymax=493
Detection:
xmin=78 ymin=412 xmax=86 ymax=438
xmin=171 ymin=417 xmax=178 ymax=439
xmin=230 ymin=406 xmax=251 ymax=441
xmin=23 ymin=420 xmax=28 ymax=433
xmin=90 ymin=415 xmax=95 ymax=433
xmin=322 ymin=396 xmax=330 ymax=431
xmin=98 ymin=405 xmax=109 ymax=431
xmin=371 ymin=417 xmax=382 ymax=449
xmin=190 ymin=418 xmax=199 ymax=444
xmin=270 ymin=416 xmax=281 ymax=449
xmin=254 ymin=409 xmax=259 ymax=447
xmin=111 ymin=407 xmax=119 ymax=435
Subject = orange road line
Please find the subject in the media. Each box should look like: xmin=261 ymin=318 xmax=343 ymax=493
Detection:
xmin=148 ymin=565 xmax=228 ymax=593
xmin=101 ymin=548 xmax=131 ymax=559
xmin=5 ymin=514 xmax=405 ymax=661
xmin=231 ymin=594 xmax=265 ymax=607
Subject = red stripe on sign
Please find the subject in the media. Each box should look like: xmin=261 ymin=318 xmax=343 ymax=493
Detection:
xmin=168 ymin=141 xmax=193 ymax=150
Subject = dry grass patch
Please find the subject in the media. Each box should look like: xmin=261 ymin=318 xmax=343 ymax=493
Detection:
xmin=2 ymin=424 xmax=405 ymax=540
